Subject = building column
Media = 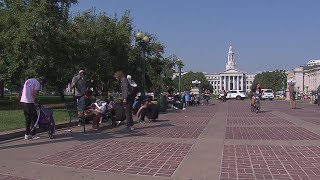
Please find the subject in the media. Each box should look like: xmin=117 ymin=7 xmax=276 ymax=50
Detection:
xmin=224 ymin=76 xmax=226 ymax=91
xmin=232 ymin=76 xmax=235 ymax=90
xmin=220 ymin=76 xmax=222 ymax=91
xmin=237 ymin=76 xmax=240 ymax=90
xmin=231 ymin=76 xmax=233 ymax=90
xmin=242 ymin=76 xmax=247 ymax=91
xmin=228 ymin=76 xmax=231 ymax=91
xmin=241 ymin=76 xmax=244 ymax=91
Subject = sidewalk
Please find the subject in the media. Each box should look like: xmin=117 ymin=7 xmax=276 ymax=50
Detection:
xmin=1 ymin=100 xmax=320 ymax=179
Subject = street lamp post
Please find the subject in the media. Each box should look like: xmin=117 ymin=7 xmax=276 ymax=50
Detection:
xmin=176 ymin=59 xmax=183 ymax=95
xmin=135 ymin=32 xmax=150 ymax=98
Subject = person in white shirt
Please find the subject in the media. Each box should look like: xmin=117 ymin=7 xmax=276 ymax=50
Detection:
xmin=20 ymin=77 xmax=46 ymax=140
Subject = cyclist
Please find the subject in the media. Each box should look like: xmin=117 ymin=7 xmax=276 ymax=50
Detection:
xmin=250 ymin=83 xmax=262 ymax=109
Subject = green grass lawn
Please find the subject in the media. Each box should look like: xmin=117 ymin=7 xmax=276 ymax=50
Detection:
xmin=0 ymin=109 xmax=70 ymax=132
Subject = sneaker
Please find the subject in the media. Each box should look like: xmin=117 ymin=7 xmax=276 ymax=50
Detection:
xmin=120 ymin=126 xmax=133 ymax=132
xmin=24 ymin=134 xmax=31 ymax=140
xmin=106 ymin=120 xmax=112 ymax=126
xmin=137 ymin=119 xmax=145 ymax=124
xmin=31 ymin=135 xmax=40 ymax=140
xmin=116 ymin=121 xmax=121 ymax=126
xmin=183 ymin=108 xmax=186 ymax=110
xmin=130 ymin=126 xmax=135 ymax=131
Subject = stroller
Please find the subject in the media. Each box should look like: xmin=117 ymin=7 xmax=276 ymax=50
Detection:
xmin=30 ymin=104 xmax=55 ymax=139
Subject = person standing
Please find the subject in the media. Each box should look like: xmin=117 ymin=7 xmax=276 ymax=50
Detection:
xmin=20 ymin=77 xmax=46 ymax=140
xmin=204 ymin=89 xmax=210 ymax=105
xmin=114 ymin=70 xmax=135 ymax=131
xmin=71 ymin=69 xmax=87 ymax=102
xmin=185 ymin=89 xmax=190 ymax=107
xmin=288 ymin=82 xmax=296 ymax=109
xmin=222 ymin=90 xmax=227 ymax=102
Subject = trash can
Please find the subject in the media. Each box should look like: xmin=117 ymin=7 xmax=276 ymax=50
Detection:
xmin=157 ymin=95 xmax=167 ymax=112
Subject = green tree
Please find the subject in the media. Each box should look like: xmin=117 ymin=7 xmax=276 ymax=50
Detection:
xmin=128 ymin=33 xmax=176 ymax=93
xmin=173 ymin=71 xmax=213 ymax=92
xmin=0 ymin=0 xmax=77 ymax=99
xmin=253 ymin=70 xmax=287 ymax=92
xmin=71 ymin=10 xmax=132 ymax=98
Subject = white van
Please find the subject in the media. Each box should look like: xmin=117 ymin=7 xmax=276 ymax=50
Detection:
xmin=261 ymin=89 xmax=274 ymax=100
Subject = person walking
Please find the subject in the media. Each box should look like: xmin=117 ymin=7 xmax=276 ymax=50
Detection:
xmin=20 ymin=76 xmax=46 ymax=140
xmin=71 ymin=69 xmax=87 ymax=102
xmin=204 ymin=89 xmax=210 ymax=105
xmin=288 ymin=82 xmax=296 ymax=109
xmin=114 ymin=70 xmax=135 ymax=131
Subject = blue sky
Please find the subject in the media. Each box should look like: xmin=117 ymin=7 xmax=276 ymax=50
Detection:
xmin=71 ymin=0 xmax=320 ymax=73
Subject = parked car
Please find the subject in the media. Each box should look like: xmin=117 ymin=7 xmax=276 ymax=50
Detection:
xmin=261 ymin=89 xmax=274 ymax=100
xmin=219 ymin=90 xmax=248 ymax=100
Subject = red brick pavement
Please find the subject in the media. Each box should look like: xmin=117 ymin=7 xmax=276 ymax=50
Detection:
xmin=33 ymin=140 xmax=192 ymax=177
xmin=225 ymin=127 xmax=320 ymax=140
xmin=228 ymin=112 xmax=276 ymax=118
xmin=157 ymin=116 xmax=210 ymax=125
xmin=227 ymin=118 xmax=293 ymax=126
xmin=300 ymin=118 xmax=320 ymax=125
xmin=220 ymin=145 xmax=320 ymax=180
xmin=0 ymin=174 xmax=35 ymax=180
xmin=135 ymin=125 xmax=205 ymax=139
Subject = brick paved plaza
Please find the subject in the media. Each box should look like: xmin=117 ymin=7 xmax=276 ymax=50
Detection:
xmin=1 ymin=100 xmax=320 ymax=179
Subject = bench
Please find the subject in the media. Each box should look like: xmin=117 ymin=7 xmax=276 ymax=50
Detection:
xmin=64 ymin=102 xmax=92 ymax=133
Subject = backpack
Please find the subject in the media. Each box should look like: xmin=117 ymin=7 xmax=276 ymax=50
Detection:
xmin=127 ymin=75 xmax=138 ymax=98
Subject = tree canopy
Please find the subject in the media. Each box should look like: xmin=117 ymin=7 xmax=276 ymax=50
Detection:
xmin=0 ymin=0 xmax=179 ymax=98
xmin=253 ymin=70 xmax=287 ymax=92
xmin=173 ymin=71 xmax=213 ymax=92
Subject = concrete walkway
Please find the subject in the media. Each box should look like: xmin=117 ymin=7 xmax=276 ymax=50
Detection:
xmin=1 ymin=100 xmax=320 ymax=180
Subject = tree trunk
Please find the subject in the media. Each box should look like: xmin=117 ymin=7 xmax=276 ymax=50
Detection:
xmin=57 ymin=86 xmax=65 ymax=101
xmin=101 ymin=85 xmax=108 ymax=101
xmin=0 ymin=80 xmax=4 ymax=98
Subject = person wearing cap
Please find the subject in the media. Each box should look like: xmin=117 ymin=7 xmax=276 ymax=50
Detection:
xmin=71 ymin=69 xmax=87 ymax=102
xmin=20 ymin=76 xmax=47 ymax=140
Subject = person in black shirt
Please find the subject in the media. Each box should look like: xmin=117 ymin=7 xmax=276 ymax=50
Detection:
xmin=109 ymin=98 xmax=126 ymax=125
xmin=137 ymin=98 xmax=159 ymax=122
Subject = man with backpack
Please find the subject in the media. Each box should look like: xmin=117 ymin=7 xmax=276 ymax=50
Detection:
xmin=114 ymin=71 xmax=136 ymax=131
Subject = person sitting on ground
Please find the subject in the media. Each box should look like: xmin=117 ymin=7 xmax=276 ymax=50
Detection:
xmin=132 ymin=96 xmax=142 ymax=115
xmin=77 ymin=90 xmax=102 ymax=129
xmin=93 ymin=98 xmax=108 ymax=123
xmin=109 ymin=98 xmax=126 ymax=125
xmin=137 ymin=97 xmax=159 ymax=123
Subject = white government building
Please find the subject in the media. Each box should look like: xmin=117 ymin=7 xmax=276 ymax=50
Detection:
xmin=204 ymin=45 xmax=256 ymax=94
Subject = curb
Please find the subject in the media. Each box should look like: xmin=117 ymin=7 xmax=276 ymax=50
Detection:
xmin=0 ymin=108 xmax=178 ymax=142
xmin=0 ymin=121 xmax=77 ymax=142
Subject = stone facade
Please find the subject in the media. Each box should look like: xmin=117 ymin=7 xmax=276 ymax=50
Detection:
xmin=287 ymin=65 xmax=320 ymax=94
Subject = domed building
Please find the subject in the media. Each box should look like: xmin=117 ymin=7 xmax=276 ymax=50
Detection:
xmin=204 ymin=45 xmax=256 ymax=94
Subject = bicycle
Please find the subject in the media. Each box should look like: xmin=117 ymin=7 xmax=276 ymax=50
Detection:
xmin=250 ymin=95 xmax=260 ymax=113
